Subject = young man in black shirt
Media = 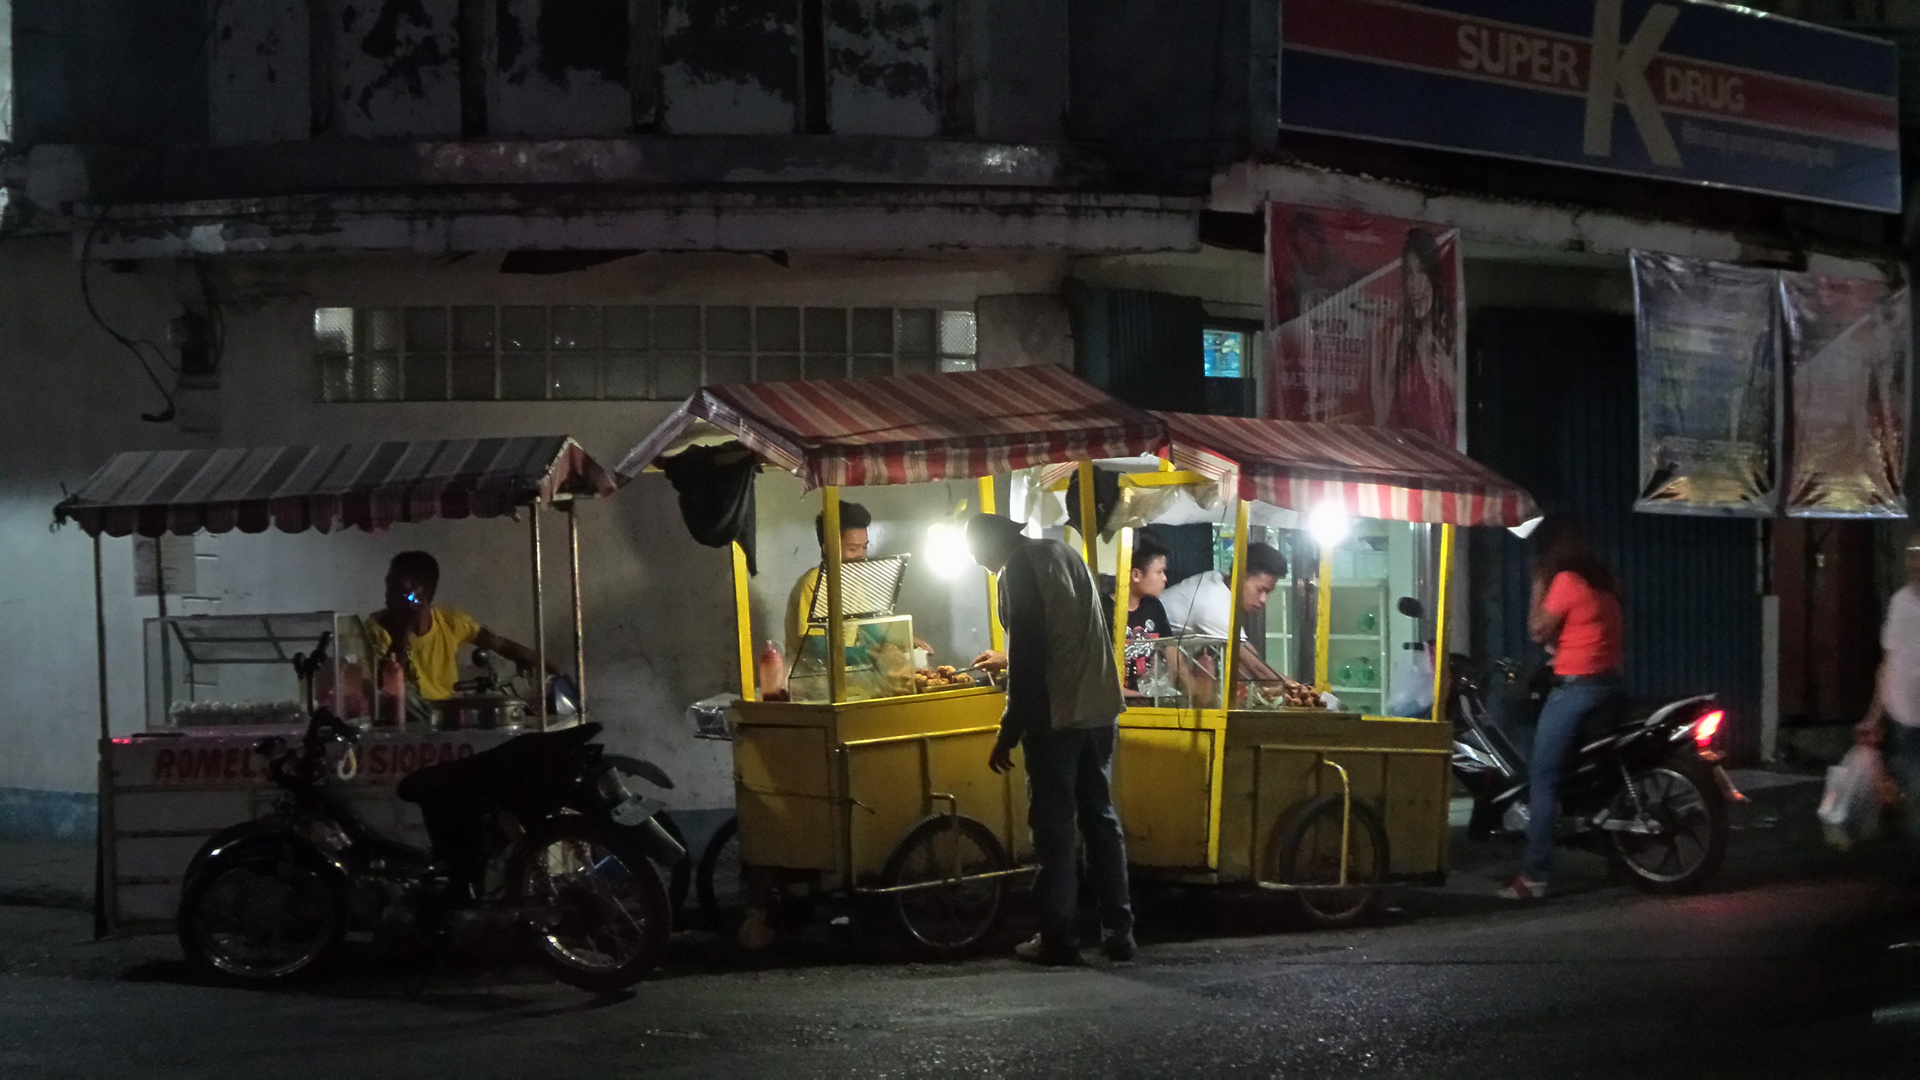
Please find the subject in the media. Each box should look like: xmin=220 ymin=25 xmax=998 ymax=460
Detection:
xmin=1107 ymin=534 xmax=1172 ymax=698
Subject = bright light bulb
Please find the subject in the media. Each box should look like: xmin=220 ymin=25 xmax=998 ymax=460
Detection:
xmin=926 ymin=522 xmax=972 ymax=579
xmin=1307 ymin=501 xmax=1350 ymax=549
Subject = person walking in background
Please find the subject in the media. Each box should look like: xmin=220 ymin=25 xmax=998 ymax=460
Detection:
xmin=1501 ymin=514 xmax=1625 ymax=901
xmin=1856 ymin=530 xmax=1920 ymax=839
xmin=967 ymin=514 xmax=1134 ymax=965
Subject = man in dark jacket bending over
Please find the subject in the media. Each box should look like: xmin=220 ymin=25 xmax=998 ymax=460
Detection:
xmin=968 ymin=513 xmax=1134 ymax=965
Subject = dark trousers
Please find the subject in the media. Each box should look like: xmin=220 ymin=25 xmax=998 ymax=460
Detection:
xmin=1023 ymin=723 xmax=1133 ymax=953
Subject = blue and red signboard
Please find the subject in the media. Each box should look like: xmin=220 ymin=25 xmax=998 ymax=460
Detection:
xmin=1280 ymin=0 xmax=1901 ymax=212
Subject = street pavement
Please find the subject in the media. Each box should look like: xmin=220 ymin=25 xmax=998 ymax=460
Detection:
xmin=5 ymin=773 xmax=1920 ymax=1078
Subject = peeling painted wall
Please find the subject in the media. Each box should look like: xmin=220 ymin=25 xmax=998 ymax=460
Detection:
xmin=491 ymin=0 xmax=635 ymax=137
xmin=661 ymin=0 xmax=799 ymax=134
xmin=209 ymin=0 xmax=308 ymax=144
xmin=826 ymin=0 xmax=938 ymax=137
xmin=332 ymin=0 xmax=461 ymax=137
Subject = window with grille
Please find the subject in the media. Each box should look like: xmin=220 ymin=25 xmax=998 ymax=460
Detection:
xmin=315 ymin=304 xmax=980 ymax=402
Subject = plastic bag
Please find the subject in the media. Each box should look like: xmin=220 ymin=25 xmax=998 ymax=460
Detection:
xmin=1383 ymin=644 xmax=1436 ymax=718
xmin=687 ymin=693 xmax=740 ymax=741
xmin=1818 ymin=744 xmax=1886 ymax=850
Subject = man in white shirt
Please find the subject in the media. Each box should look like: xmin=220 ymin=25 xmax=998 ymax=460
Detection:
xmin=1863 ymin=532 xmax=1920 ymax=840
xmin=1160 ymin=542 xmax=1289 ymax=683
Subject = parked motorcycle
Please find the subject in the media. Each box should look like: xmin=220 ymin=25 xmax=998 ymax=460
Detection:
xmin=176 ymin=633 xmax=684 ymax=993
xmin=1402 ymin=598 xmax=1738 ymax=892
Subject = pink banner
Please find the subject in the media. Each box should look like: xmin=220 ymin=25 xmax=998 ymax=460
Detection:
xmin=1265 ymin=204 xmax=1465 ymax=448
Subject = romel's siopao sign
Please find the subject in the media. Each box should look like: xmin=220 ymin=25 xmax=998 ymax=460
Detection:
xmin=1281 ymin=0 xmax=1900 ymax=212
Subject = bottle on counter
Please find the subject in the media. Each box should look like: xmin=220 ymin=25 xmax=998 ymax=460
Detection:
xmin=377 ymin=653 xmax=406 ymax=728
xmin=758 ymin=640 xmax=788 ymax=701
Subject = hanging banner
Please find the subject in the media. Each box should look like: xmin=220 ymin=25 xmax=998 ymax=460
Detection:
xmin=1780 ymin=275 xmax=1910 ymax=518
xmin=1631 ymin=252 xmax=1780 ymax=515
xmin=1265 ymin=204 xmax=1466 ymax=448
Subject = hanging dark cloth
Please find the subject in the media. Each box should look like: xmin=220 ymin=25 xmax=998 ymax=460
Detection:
xmin=659 ymin=444 xmax=761 ymax=575
xmin=1063 ymin=466 xmax=1123 ymax=537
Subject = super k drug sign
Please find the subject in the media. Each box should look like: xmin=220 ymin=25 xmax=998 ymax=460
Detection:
xmin=1281 ymin=0 xmax=1899 ymax=212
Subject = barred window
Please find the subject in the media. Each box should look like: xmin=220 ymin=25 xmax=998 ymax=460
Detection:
xmin=315 ymin=304 xmax=979 ymax=402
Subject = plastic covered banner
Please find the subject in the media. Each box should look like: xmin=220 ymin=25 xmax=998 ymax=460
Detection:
xmin=1631 ymin=252 xmax=1781 ymax=516
xmin=1780 ymin=275 xmax=1910 ymax=518
xmin=1266 ymin=204 xmax=1465 ymax=448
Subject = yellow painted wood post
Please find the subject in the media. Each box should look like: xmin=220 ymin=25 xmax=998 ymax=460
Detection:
xmin=1432 ymin=523 xmax=1456 ymax=721
xmin=1112 ymin=526 xmax=1134 ymax=676
xmin=977 ymin=475 xmax=1004 ymax=651
xmin=732 ymin=541 xmax=755 ymax=700
xmin=823 ymin=487 xmax=847 ymax=704
xmin=1314 ymin=546 xmax=1334 ymax=692
xmin=1222 ymin=497 xmax=1250 ymax=692
xmin=1076 ymin=460 xmax=1097 ymax=566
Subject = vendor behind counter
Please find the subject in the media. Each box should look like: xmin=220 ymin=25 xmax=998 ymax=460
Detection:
xmin=365 ymin=550 xmax=560 ymax=701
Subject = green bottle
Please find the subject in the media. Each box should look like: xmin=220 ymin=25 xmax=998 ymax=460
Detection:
xmin=1359 ymin=610 xmax=1377 ymax=633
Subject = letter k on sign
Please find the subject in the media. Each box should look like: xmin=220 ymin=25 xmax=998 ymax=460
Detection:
xmin=1584 ymin=0 xmax=1682 ymax=167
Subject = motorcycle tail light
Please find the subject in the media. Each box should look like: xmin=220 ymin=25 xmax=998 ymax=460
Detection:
xmin=1693 ymin=709 xmax=1724 ymax=749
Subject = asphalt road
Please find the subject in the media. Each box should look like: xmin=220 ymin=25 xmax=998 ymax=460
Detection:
xmin=6 ymin=778 xmax=1920 ymax=1079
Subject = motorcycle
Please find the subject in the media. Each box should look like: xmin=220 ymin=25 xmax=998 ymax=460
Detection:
xmin=176 ymin=633 xmax=685 ymax=993
xmin=1400 ymin=598 xmax=1738 ymax=893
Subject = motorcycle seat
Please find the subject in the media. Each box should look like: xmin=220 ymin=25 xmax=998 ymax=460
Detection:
xmin=1576 ymin=697 xmax=1635 ymax=742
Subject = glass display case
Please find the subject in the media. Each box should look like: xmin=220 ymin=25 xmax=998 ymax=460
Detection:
xmin=1129 ymin=632 xmax=1228 ymax=709
xmin=789 ymin=614 xmax=917 ymax=703
xmin=144 ymin=611 xmax=377 ymax=728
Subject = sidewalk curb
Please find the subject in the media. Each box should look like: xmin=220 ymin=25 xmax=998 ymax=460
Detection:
xmin=0 ymin=886 xmax=91 ymax=912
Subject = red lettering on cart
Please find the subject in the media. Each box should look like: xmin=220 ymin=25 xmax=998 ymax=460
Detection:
xmin=367 ymin=744 xmax=390 ymax=775
xmin=439 ymin=743 xmax=456 ymax=764
xmin=458 ymin=743 xmax=474 ymax=760
xmin=224 ymin=748 xmax=243 ymax=779
xmin=153 ymin=749 xmax=176 ymax=780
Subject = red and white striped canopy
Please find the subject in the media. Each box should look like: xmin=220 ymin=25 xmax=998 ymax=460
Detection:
xmin=54 ymin=436 xmax=616 ymax=538
xmin=1158 ymin=413 xmax=1538 ymax=527
xmin=617 ymin=367 xmax=1168 ymax=489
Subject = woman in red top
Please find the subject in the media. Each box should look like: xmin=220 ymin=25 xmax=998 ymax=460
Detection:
xmin=1500 ymin=514 xmax=1625 ymax=900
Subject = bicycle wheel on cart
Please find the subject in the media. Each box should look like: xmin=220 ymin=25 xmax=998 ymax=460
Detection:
xmin=696 ymin=815 xmax=746 ymax=933
xmin=879 ymin=815 xmax=1011 ymax=959
xmin=1266 ymin=794 xmax=1389 ymax=929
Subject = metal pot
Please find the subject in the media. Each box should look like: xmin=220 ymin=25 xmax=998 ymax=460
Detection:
xmin=436 ymin=694 xmax=517 ymax=731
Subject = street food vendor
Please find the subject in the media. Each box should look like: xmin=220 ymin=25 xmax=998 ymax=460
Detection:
xmin=366 ymin=550 xmax=559 ymax=702
xmin=1159 ymin=542 xmax=1289 ymax=683
xmin=783 ymin=502 xmax=873 ymax=658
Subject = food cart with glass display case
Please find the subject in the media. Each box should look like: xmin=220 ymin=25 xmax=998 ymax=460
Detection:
xmin=53 ymin=436 xmax=619 ymax=934
xmin=1078 ymin=414 xmax=1538 ymax=925
xmin=616 ymin=367 xmax=1166 ymax=956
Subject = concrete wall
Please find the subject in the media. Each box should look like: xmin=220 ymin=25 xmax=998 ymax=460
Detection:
xmin=0 ymin=237 xmax=1072 ymax=837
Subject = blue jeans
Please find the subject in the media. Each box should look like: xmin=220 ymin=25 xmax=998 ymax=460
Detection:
xmin=1023 ymin=724 xmax=1133 ymax=953
xmin=1524 ymin=678 xmax=1624 ymax=882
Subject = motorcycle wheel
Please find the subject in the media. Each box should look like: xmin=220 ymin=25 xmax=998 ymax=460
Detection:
xmin=177 ymin=845 xmax=344 ymax=984
xmin=509 ymin=817 xmax=670 ymax=993
xmin=1267 ymin=794 xmax=1389 ymax=928
xmin=1605 ymin=756 xmax=1729 ymax=893
xmin=654 ymin=811 xmax=693 ymax=920
xmin=695 ymin=816 xmax=745 ymax=934
xmin=880 ymin=815 xmax=1011 ymax=959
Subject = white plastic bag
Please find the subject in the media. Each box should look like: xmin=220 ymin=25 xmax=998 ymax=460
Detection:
xmin=1818 ymin=744 xmax=1886 ymax=850
xmin=1383 ymin=644 xmax=1436 ymax=718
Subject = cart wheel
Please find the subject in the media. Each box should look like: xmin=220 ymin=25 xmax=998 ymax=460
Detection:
xmin=654 ymin=811 xmax=693 ymax=920
xmin=880 ymin=815 xmax=1010 ymax=959
xmin=695 ymin=816 xmax=745 ymax=934
xmin=1267 ymin=794 xmax=1389 ymax=929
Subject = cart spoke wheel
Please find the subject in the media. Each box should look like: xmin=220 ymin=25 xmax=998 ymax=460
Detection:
xmin=881 ymin=815 xmax=1010 ymax=958
xmin=695 ymin=816 xmax=746 ymax=934
xmin=1267 ymin=794 xmax=1389 ymax=929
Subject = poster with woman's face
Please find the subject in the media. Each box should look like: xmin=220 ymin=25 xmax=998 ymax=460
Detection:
xmin=1265 ymin=204 xmax=1465 ymax=448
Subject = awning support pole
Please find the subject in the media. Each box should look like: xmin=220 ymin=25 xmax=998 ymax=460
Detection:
xmin=531 ymin=509 xmax=548 ymax=731
xmin=1314 ymin=544 xmax=1334 ymax=692
xmin=566 ymin=502 xmax=586 ymax=718
xmin=1112 ymin=526 xmax=1134 ymax=682
xmin=1223 ymin=497 xmax=1250 ymax=693
xmin=976 ymin=476 xmax=1004 ymax=652
xmin=1076 ymin=461 xmax=1097 ymax=566
xmin=93 ymin=533 xmax=114 ymax=939
xmin=733 ymin=542 xmax=755 ymax=700
xmin=823 ymin=487 xmax=846 ymax=704
xmin=1431 ymin=523 xmax=1456 ymax=726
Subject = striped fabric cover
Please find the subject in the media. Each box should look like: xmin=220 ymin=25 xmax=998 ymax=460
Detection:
xmin=1157 ymin=413 xmax=1538 ymax=527
xmin=54 ymin=436 xmax=616 ymax=538
xmin=617 ymin=367 xmax=1168 ymax=489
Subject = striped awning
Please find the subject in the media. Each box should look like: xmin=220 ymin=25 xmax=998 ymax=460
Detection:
xmin=1157 ymin=413 xmax=1538 ymax=527
xmin=617 ymin=367 xmax=1167 ymax=489
xmin=54 ymin=436 xmax=617 ymax=538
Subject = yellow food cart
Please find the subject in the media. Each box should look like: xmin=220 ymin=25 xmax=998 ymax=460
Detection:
xmin=616 ymin=367 xmax=1167 ymax=956
xmin=1082 ymin=413 xmax=1538 ymax=926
